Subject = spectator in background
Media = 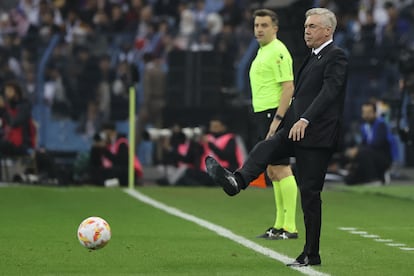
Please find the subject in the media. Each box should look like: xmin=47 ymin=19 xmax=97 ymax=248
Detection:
xmin=125 ymin=0 xmax=144 ymax=31
xmin=63 ymin=8 xmax=81 ymax=43
xmin=136 ymin=53 xmax=166 ymax=163
xmin=44 ymin=64 xmax=70 ymax=118
xmin=175 ymin=1 xmax=195 ymax=50
xmin=344 ymin=101 xmax=395 ymax=184
xmin=96 ymin=54 xmax=115 ymax=121
xmin=0 ymin=32 xmax=23 ymax=79
xmin=214 ymin=22 xmax=238 ymax=90
xmin=110 ymin=60 xmax=136 ymax=121
xmin=21 ymin=65 xmax=36 ymax=104
xmin=219 ymin=0 xmax=242 ymax=28
xmin=0 ymin=80 xmax=34 ymax=155
xmin=158 ymin=123 xmax=210 ymax=186
xmin=37 ymin=9 xmax=61 ymax=43
xmin=136 ymin=4 xmax=154 ymax=44
xmin=0 ymin=46 xmax=19 ymax=87
xmin=89 ymin=121 xmax=142 ymax=186
xmin=0 ymin=12 xmax=14 ymax=41
xmin=18 ymin=0 xmax=41 ymax=27
xmin=190 ymin=29 xmax=214 ymax=51
xmin=153 ymin=0 xmax=181 ymax=26
xmin=206 ymin=12 xmax=223 ymax=37
xmin=201 ymin=115 xmax=245 ymax=172
xmin=77 ymin=101 xmax=103 ymax=140
xmin=379 ymin=1 xmax=411 ymax=98
xmin=109 ymin=3 xmax=127 ymax=34
xmin=65 ymin=45 xmax=92 ymax=118
xmin=193 ymin=0 xmax=209 ymax=31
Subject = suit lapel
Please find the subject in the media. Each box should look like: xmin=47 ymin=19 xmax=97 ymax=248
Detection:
xmin=296 ymin=53 xmax=312 ymax=81
xmin=294 ymin=43 xmax=335 ymax=94
xmin=294 ymin=53 xmax=315 ymax=94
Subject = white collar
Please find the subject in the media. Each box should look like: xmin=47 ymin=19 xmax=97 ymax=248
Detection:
xmin=312 ymin=39 xmax=333 ymax=55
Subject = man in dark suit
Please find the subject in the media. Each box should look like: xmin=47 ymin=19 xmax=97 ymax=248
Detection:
xmin=206 ymin=8 xmax=348 ymax=267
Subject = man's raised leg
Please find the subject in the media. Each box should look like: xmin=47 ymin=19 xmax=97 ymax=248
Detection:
xmin=205 ymin=130 xmax=292 ymax=196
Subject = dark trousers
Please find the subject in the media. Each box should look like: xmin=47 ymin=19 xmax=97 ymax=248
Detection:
xmin=90 ymin=166 xmax=129 ymax=186
xmin=0 ymin=141 xmax=29 ymax=181
xmin=236 ymin=128 xmax=333 ymax=258
xmin=0 ymin=140 xmax=28 ymax=156
xmin=252 ymin=108 xmax=277 ymax=143
xmin=345 ymin=147 xmax=391 ymax=185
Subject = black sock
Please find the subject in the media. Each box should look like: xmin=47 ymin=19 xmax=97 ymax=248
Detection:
xmin=234 ymin=172 xmax=247 ymax=190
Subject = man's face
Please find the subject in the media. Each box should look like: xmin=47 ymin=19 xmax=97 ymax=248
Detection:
xmin=254 ymin=15 xmax=277 ymax=46
xmin=102 ymin=129 xmax=117 ymax=143
xmin=361 ymin=104 xmax=376 ymax=123
xmin=209 ymin=120 xmax=225 ymax=134
xmin=4 ymin=85 xmax=16 ymax=101
xmin=304 ymin=14 xmax=331 ymax=49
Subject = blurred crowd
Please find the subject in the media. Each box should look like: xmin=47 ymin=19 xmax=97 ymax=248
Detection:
xmin=322 ymin=0 xmax=414 ymax=126
xmin=0 ymin=0 xmax=412 ymax=124
xmin=0 ymin=0 xmax=414 ymax=184
xmin=0 ymin=0 xmax=259 ymax=140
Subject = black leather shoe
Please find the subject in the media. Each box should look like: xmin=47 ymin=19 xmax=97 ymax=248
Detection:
xmin=205 ymin=156 xmax=240 ymax=196
xmin=286 ymin=254 xmax=321 ymax=267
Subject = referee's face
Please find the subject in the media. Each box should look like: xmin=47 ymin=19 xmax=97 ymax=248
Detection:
xmin=254 ymin=16 xmax=277 ymax=46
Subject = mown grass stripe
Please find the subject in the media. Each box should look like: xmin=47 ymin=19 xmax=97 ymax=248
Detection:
xmin=124 ymin=188 xmax=329 ymax=276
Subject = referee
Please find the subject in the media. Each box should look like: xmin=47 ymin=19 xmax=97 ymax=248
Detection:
xmin=249 ymin=9 xmax=298 ymax=240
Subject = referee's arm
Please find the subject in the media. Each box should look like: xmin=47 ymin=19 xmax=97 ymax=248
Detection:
xmin=266 ymin=81 xmax=294 ymax=139
xmin=277 ymin=81 xmax=294 ymax=118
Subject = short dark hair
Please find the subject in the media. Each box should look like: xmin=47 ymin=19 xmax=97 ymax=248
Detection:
xmin=101 ymin=121 xmax=116 ymax=131
xmin=210 ymin=114 xmax=228 ymax=127
xmin=253 ymin=9 xmax=279 ymax=26
xmin=362 ymin=102 xmax=377 ymax=113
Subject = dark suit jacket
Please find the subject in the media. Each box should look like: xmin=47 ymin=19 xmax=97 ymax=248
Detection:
xmin=283 ymin=43 xmax=348 ymax=148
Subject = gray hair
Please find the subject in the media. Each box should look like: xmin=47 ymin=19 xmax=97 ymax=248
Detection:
xmin=305 ymin=8 xmax=337 ymax=33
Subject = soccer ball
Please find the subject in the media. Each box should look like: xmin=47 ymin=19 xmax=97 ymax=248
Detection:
xmin=77 ymin=216 xmax=111 ymax=250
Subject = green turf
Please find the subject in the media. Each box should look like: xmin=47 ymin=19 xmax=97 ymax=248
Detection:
xmin=0 ymin=184 xmax=413 ymax=275
xmin=0 ymin=186 xmax=299 ymax=276
xmin=333 ymin=183 xmax=414 ymax=201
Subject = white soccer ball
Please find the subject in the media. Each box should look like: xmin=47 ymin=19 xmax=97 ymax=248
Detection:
xmin=77 ymin=216 xmax=111 ymax=250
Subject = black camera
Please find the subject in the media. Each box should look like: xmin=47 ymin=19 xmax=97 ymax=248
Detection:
xmin=143 ymin=127 xmax=205 ymax=141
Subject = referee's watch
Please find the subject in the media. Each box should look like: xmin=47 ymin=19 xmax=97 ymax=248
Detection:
xmin=275 ymin=114 xmax=284 ymax=121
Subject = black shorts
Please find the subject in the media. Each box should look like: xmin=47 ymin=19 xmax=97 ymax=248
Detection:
xmin=253 ymin=108 xmax=290 ymax=166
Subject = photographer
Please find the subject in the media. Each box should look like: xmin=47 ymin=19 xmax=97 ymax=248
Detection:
xmin=89 ymin=121 xmax=143 ymax=186
xmin=201 ymin=115 xmax=245 ymax=172
xmin=156 ymin=124 xmax=212 ymax=186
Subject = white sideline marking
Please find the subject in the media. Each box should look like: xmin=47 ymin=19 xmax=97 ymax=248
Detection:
xmin=374 ymin=239 xmax=393 ymax=243
xmin=338 ymin=227 xmax=356 ymax=231
xmin=124 ymin=189 xmax=329 ymax=276
xmin=350 ymin=231 xmax=367 ymax=235
xmin=361 ymin=234 xmax=379 ymax=238
xmin=386 ymin=243 xmax=406 ymax=247
xmin=339 ymin=227 xmax=413 ymax=252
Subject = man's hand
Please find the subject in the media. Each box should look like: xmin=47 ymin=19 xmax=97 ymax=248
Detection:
xmin=266 ymin=119 xmax=281 ymax=139
xmin=288 ymin=119 xmax=309 ymax=141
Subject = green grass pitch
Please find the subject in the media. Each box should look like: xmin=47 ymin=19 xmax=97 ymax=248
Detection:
xmin=0 ymin=183 xmax=413 ymax=275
